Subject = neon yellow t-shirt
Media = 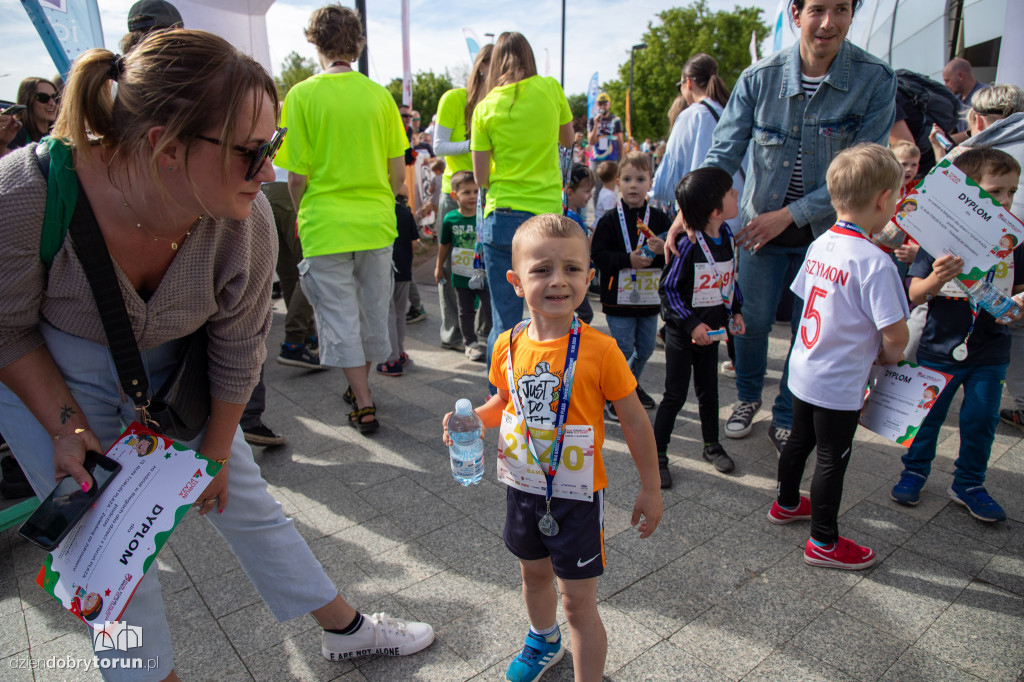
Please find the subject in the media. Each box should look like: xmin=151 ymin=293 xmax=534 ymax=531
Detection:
xmin=436 ymin=88 xmax=472 ymax=195
xmin=470 ymin=75 xmax=572 ymax=217
xmin=275 ymin=71 xmax=407 ymax=256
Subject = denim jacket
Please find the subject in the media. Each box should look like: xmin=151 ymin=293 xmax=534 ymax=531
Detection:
xmin=703 ymin=40 xmax=896 ymax=238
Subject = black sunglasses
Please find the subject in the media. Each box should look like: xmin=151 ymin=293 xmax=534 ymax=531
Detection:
xmin=34 ymin=92 xmax=59 ymax=104
xmin=195 ymin=127 xmax=287 ymax=181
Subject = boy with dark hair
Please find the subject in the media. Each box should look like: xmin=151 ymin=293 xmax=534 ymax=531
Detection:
xmin=771 ymin=143 xmax=910 ymax=570
xmin=655 ymin=167 xmax=745 ymax=486
xmin=442 ymin=214 xmax=662 ymax=681
xmin=891 ymin=146 xmax=1024 ymax=522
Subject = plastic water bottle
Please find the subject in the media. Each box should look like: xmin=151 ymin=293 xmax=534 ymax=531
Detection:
xmin=967 ymin=279 xmax=1022 ymax=324
xmin=448 ymin=399 xmax=484 ymax=486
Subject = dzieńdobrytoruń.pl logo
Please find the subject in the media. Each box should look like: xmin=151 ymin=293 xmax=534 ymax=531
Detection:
xmin=7 ymin=621 xmax=158 ymax=672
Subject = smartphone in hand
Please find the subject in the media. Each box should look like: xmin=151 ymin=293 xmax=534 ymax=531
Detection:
xmin=19 ymin=451 xmax=122 ymax=551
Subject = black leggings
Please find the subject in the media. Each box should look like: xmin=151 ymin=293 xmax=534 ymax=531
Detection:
xmin=777 ymin=396 xmax=861 ymax=544
xmin=653 ymin=324 xmax=720 ymax=451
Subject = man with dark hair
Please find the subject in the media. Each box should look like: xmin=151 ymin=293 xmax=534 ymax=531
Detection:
xmin=669 ymin=0 xmax=896 ymax=454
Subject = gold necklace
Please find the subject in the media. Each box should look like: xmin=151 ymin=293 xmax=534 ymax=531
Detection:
xmin=120 ymin=195 xmax=200 ymax=251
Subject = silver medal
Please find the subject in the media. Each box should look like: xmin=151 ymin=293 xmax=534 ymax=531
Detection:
xmin=538 ymin=513 xmax=559 ymax=537
xmin=629 ymin=289 xmax=640 ymax=303
xmin=952 ymin=343 xmax=969 ymax=361
xmin=728 ymin=317 xmax=741 ymax=334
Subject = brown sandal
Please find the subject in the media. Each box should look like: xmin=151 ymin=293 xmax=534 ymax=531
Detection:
xmin=348 ymin=405 xmax=379 ymax=434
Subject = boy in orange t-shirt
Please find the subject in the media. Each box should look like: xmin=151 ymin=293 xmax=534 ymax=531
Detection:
xmin=442 ymin=214 xmax=662 ymax=682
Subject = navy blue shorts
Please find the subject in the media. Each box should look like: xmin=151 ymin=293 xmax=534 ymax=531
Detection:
xmin=503 ymin=487 xmax=605 ymax=580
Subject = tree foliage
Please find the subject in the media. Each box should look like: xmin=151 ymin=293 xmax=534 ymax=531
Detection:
xmin=275 ymin=52 xmax=318 ymax=100
xmin=601 ymin=1 xmax=769 ymax=142
xmin=386 ymin=70 xmax=455 ymax=128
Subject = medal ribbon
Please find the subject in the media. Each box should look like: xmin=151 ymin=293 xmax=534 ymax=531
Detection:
xmin=952 ymin=268 xmax=997 ymax=349
xmin=617 ymin=201 xmax=651 ymax=294
xmin=506 ymin=316 xmax=582 ymax=503
xmin=694 ymin=230 xmax=737 ymax=316
xmin=831 ymin=220 xmax=872 ymax=241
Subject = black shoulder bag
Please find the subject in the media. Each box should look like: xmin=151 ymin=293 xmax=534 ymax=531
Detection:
xmin=56 ymin=167 xmax=210 ymax=441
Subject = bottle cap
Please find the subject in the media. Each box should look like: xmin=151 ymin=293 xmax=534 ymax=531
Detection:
xmin=455 ymin=399 xmax=473 ymax=415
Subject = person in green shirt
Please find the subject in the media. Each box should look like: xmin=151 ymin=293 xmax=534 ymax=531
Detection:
xmin=432 ymin=44 xmax=493 ymax=351
xmin=470 ymin=31 xmax=574 ymax=370
xmin=275 ymin=5 xmax=407 ymax=434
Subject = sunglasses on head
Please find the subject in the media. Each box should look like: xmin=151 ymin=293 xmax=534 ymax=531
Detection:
xmin=195 ymin=127 xmax=287 ymax=181
xmin=34 ymin=92 xmax=59 ymax=104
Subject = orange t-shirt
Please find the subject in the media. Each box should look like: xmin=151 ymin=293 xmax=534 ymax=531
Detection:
xmin=489 ymin=321 xmax=637 ymax=492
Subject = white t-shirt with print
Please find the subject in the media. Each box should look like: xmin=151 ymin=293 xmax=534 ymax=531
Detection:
xmin=788 ymin=225 xmax=910 ymax=411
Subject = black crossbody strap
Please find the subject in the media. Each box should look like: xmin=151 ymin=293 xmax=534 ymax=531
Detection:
xmin=66 ymin=179 xmax=150 ymax=407
xmin=699 ymin=99 xmax=720 ymax=122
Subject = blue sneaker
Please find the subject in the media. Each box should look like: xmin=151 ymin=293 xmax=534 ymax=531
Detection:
xmin=506 ymin=628 xmax=564 ymax=682
xmin=949 ymin=484 xmax=1006 ymax=522
xmin=890 ymin=471 xmax=927 ymax=506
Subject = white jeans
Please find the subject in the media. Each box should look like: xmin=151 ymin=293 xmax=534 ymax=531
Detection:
xmin=0 ymin=323 xmax=338 ymax=681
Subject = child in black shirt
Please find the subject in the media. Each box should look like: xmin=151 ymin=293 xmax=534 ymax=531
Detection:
xmin=654 ymin=167 xmax=745 ymax=486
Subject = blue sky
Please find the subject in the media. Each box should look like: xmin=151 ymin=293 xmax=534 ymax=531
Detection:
xmin=1 ymin=0 xmax=781 ymax=100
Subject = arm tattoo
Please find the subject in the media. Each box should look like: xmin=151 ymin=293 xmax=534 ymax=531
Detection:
xmin=59 ymin=405 xmax=77 ymax=425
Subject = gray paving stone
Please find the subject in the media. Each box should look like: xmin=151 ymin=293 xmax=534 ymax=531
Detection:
xmin=930 ymin=503 xmax=1018 ymax=547
xmin=879 ymin=645 xmax=983 ymax=681
xmin=609 ymin=640 xmax=730 ymax=681
xmin=434 ymin=590 xmax=527 ymax=671
xmin=791 ymin=608 xmax=912 ymax=681
xmin=165 ymin=586 xmax=248 ymax=680
xmin=358 ymin=540 xmax=448 ymax=596
xmin=604 ymin=559 xmax=713 ymax=638
xmin=744 ymin=642 xmax=859 ymax=682
xmin=903 ymin=520 xmax=1000 ymax=576
xmin=419 ymin=519 xmax=503 ymax=566
xmin=718 ymin=574 xmax=826 ymax=641
xmin=242 ymin=626 xmax=357 ymax=682
xmin=840 ymin=499 xmax=927 ymax=546
xmin=219 ymin=600 xmax=318 ymax=656
xmin=668 ymin=605 xmax=781 ymax=678
xmin=0 ymin=652 xmax=35 ymax=682
xmin=0 ymin=610 xmax=27 ymax=660
xmin=394 ymin=569 xmax=490 ymax=628
xmin=916 ymin=580 xmax=1024 ymax=681
xmin=194 ymin=567 xmax=262 ymax=619
xmin=28 ymin=631 xmax=102 ymax=682
xmin=833 ymin=547 xmax=970 ymax=639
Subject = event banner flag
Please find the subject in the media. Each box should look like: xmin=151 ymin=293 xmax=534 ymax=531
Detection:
xmin=463 ymin=27 xmax=481 ymax=61
xmin=36 ymin=423 xmax=221 ymax=627
xmin=586 ymin=72 xmax=600 ymax=123
xmin=21 ymin=0 xmax=105 ymax=78
xmin=401 ymin=0 xmax=411 ymax=107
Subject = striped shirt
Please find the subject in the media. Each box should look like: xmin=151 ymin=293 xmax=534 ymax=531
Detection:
xmin=783 ymin=73 xmax=826 ymax=205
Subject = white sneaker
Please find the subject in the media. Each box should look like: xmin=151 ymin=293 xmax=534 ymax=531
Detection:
xmin=322 ymin=612 xmax=434 ymax=661
xmin=719 ymin=360 xmax=736 ymax=378
xmin=466 ymin=344 xmax=485 ymax=362
xmin=724 ymin=400 xmax=761 ymax=439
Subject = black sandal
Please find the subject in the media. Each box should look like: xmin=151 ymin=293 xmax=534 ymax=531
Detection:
xmin=349 ymin=405 xmax=379 ymax=434
xmin=343 ymin=386 xmax=357 ymax=406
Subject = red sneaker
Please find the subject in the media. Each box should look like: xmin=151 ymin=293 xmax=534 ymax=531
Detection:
xmin=767 ymin=496 xmax=811 ymax=524
xmin=803 ymin=536 xmax=876 ymax=570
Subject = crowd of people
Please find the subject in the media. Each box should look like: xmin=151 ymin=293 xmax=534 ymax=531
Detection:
xmin=0 ymin=0 xmax=1022 ymax=681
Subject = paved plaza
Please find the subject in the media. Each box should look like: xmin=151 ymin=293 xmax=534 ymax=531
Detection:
xmin=1 ymin=254 xmax=1023 ymax=681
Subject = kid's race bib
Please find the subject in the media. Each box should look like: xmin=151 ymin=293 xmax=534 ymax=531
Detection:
xmin=497 ymin=411 xmax=595 ymax=501
xmin=939 ymin=256 xmax=1014 ymax=299
xmin=451 ymin=246 xmax=476 ymax=278
xmin=691 ymin=261 xmax=735 ymax=308
xmin=617 ymin=268 xmax=661 ymax=305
